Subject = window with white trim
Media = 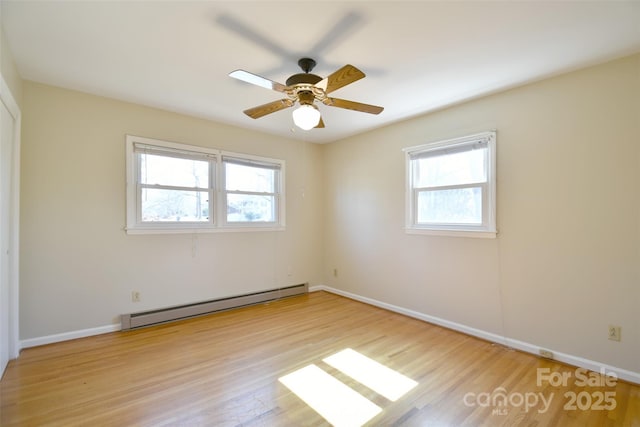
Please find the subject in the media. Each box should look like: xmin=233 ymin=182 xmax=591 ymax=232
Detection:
xmin=126 ymin=135 xmax=285 ymax=233
xmin=404 ymin=131 xmax=496 ymax=238
xmin=222 ymin=156 xmax=281 ymax=225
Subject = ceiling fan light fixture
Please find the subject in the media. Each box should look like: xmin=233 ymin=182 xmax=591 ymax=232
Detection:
xmin=292 ymin=104 xmax=321 ymax=130
xmin=230 ymin=59 xmax=383 ymax=130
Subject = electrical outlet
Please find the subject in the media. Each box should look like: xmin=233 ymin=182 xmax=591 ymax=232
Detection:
xmin=539 ymin=349 xmax=554 ymax=359
xmin=333 ymin=268 xmax=338 ymax=277
xmin=132 ymin=291 xmax=141 ymax=303
xmin=608 ymin=325 xmax=621 ymax=342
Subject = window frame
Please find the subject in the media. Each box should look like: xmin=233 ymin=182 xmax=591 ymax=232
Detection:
xmin=125 ymin=135 xmax=285 ymax=234
xmin=404 ymin=131 xmax=496 ymax=238
xmin=221 ymin=154 xmax=284 ymax=228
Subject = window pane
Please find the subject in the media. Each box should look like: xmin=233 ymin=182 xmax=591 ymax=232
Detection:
xmin=414 ymin=148 xmax=486 ymax=188
xmin=140 ymin=154 xmax=209 ymax=188
xmin=227 ymin=194 xmax=275 ymax=222
xmin=417 ymin=187 xmax=482 ymax=224
xmin=225 ymin=163 xmax=275 ymax=192
xmin=141 ymin=188 xmax=209 ymax=222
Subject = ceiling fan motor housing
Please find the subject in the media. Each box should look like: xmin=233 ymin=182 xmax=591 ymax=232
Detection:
xmin=297 ymin=90 xmax=316 ymax=106
xmin=286 ymin=73 xmax=322 ymax=86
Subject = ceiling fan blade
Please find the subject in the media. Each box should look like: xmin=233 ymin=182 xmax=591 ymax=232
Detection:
xmin=323 ymin=97 xmax=384 ymax=114
xmin=316 ymin=64 xmax=365 ymax=94
xmin=315 ymin=117 xmax=325 ymax=128
xmin=244 ymin=99 xmax=294 ymax=119
xmin=229 ymin=70 xmax=287 ymax=93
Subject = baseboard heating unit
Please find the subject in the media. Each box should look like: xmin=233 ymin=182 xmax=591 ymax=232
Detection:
xmin=121 ymin=283 xmax=308 ymax=330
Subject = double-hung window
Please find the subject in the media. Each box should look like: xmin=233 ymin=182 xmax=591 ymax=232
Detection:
xmin=222 ymin=156 xmax=281 ymax=226
xmin=405 ymin=131 xmax=496 ymax=238
xmin=125 ymin=135 xmax=285 ymax=233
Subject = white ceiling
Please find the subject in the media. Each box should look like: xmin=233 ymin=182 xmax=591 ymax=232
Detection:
xmin=2 ymin=1 xmax=640 ymax=144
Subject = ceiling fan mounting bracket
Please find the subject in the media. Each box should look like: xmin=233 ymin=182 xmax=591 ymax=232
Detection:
xmin=286 ymin=58 xmax=323 ymax=86
xmin=298 ymin=57 xmax=316 ymax=73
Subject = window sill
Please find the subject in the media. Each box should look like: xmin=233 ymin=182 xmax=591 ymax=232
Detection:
xmin=125 ymin=225 xmax=286 ymax=235
xmin=405 ymin=227 xmax=497 ymax=239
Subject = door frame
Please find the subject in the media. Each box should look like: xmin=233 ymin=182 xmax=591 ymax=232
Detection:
xmin=1 ymin=73 xmax=21 ymax=370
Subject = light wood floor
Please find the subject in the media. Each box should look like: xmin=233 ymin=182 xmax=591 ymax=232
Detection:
xmin=1 ymin=291 xmax=638 ymax=426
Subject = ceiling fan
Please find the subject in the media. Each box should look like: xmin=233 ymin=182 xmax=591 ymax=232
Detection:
xmin=229 ymin=58 xmax=383 ymax=130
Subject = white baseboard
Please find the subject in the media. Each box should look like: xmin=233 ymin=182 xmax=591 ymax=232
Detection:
xmin=20 ymin=324 xmax=121 ymax=350
xmin=310 ymin=285 xmax=640 ymax=385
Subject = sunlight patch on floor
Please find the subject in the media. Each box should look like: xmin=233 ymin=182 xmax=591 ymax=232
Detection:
xmin=323 ymin=348 xmax=418 ymax=401
xmin=278 ymin=348 xmax=419 ymax=426
xmin=279 ymin=364 xmax=382 ymax=427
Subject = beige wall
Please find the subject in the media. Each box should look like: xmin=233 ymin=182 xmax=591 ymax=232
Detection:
xmin=20 ymin=82 xmax=324 ymax=339
xmin=323 ymin=54 xmax=640 ymax=374
xmin=18 ymin=52 xmax=640 ymax=375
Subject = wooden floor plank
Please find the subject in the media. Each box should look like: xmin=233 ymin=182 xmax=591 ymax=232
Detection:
xmin=1 ymin=291 xmax=638 ymax=426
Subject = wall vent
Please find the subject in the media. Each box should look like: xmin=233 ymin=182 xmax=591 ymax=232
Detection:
xmin=121 ymin=283 xmax=308 ymax=330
